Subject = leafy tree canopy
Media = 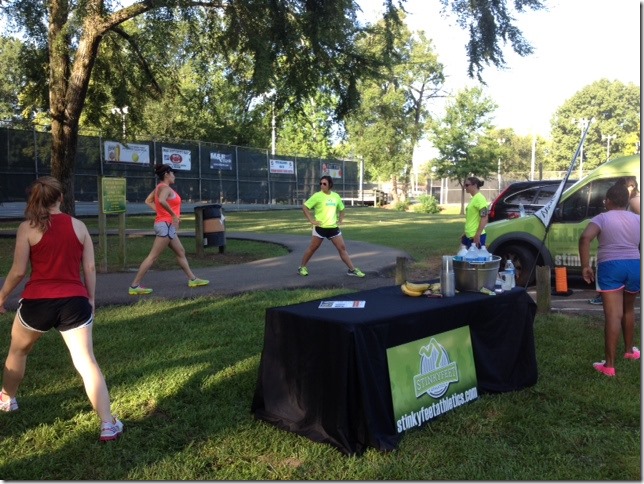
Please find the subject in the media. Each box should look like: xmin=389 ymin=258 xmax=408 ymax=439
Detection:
xmin=0 ymin=0 xmax=545 ymax=214
xmin=428 ymin=86 xmax=498 ymax=213
xmin=548 ymin=79 xmax=640 ymax=172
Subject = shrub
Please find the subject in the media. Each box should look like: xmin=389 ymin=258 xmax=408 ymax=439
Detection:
xmin=411 ymin=194 xmax=441 ymax=214
xmin=393 ymin=199 xmax=410 ymax=211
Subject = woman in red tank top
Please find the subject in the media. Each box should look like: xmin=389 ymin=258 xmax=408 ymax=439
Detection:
xmin=128 ymin=164 xmax=209 ymax=295
xmin=0 ymin=176 xmax=123 ymax=441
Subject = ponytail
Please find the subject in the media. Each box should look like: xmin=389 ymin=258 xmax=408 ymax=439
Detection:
xmin=25 ymin=176 xmax=63 ymax=232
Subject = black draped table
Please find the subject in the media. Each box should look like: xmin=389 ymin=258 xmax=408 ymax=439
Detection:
xmin=251 ymin=285 xmax=538 ymax=455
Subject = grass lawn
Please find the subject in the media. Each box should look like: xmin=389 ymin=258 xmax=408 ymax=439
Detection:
xmin=0 ymin=207 xmax=640 ymax=479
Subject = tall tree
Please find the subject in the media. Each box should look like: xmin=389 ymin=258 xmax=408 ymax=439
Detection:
xmin=428 ymin=86 xmax=498 ymax=213
xmin=547 ymin=79 xmax=640 ymax=173
xmin=0 ymin=0 xmax=545 ymax=214
xmin=345 ymin=15 xmax=445 ymax=201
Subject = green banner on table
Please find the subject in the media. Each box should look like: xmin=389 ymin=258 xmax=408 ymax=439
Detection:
xmin=386 ymin=325 xmax=478 ymax=434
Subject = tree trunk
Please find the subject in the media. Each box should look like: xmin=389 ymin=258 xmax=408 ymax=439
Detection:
xmin=48 ymin=8 xmax=104 ymax=216
xmin=460 ymin=187 xmax=466 ymax=215
xmin=50 ymin=122 xmax=79 ymax=215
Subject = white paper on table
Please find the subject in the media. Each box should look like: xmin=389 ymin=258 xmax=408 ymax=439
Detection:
xmin=318 ymin=300 xmax=366 ymax=309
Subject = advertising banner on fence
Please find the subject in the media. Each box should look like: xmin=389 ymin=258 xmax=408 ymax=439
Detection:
xmin=322 ymin=162 xmax=342 ymax=179
xmin=210 ymin=152 xmax=233 ymax=170
xmin=104 ymin=141 xmax=150 ymax=164
xmin=386 ymin=325 xmax=478 ymax=434
xmin=269 ymin=159 xmax=295 ymax=175
xmin=162 ymin=146 xmax=191 ymax=170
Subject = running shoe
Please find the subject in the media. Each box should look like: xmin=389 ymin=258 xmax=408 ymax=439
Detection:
xmin=298 ymin=266 xmax=309 ymax=276
xmin=347 ymin=268 xmax=365 ymax=278
xmin=100 ymin=417 xmax=124 ymax=442
xmin=592 ymin=361 xmax=615 ymax=377
xmin=188 ymin=278 xmax=210 ymax=288
xmin=588 ymin=295 xmax=602 ymax=305
xmin=129 ymin=285 xmax=153 ymax=295
xmin=624 ymin=347 xmax=641 ymax=360
xmin=0 ymin=395 xmax=18 ymax=412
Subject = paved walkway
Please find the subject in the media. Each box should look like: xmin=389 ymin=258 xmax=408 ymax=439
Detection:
xmin=0 ymin=202 xmax=637 ymax=316
xmin=0 ymin=231 xmax=410 ymax=310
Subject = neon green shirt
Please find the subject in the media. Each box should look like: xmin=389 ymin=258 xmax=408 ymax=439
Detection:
xmin=464 ymin=192 xmax=488 ymax=238
xmin=304 ymin=191 xmax=345 ymax=228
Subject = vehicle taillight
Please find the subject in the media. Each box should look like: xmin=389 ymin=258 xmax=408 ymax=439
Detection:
xmin=489 ymin=186 xmax=513 ymax=221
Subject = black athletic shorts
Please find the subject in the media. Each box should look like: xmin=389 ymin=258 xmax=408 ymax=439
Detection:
xmin=313 ymin=226 xmax=342 ymax=239
xmin=18 ymin=297 xmax=93 ymax=333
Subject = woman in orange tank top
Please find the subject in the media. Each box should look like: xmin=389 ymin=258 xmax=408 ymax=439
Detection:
xmin=128 ymin=164 xmax=209 ymax=295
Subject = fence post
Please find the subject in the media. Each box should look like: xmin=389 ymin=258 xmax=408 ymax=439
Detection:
xmin=536 ymin=265 xmax=551 ymax=314
xmin=395 ymin=257 xmax=407 ymax=285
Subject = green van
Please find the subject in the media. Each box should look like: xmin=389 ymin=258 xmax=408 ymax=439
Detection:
xmin=486 ymin=154 xmax=641 ymax=286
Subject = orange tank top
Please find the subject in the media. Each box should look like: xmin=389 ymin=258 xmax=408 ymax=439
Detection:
xmin=154 ymin=183 xmax=182 ymax=224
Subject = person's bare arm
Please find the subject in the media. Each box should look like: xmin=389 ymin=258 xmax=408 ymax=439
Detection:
xmin=0 ymin=222 xmax=31 ymax=313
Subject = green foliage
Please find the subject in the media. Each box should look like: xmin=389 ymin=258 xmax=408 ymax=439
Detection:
xmin=428 ymin=86 xmax=498 ymax=212
xmin=444 ymin=0 xmax=545 ymax=81
xmin=411 ymin=194 xmax=441 ymax=214
xmin=548 ymin=79 xmax=640 ymax=172
xmin=345 ymin=12 xmax=445 ymax=198
xmin=393 ymin=199 xmax=410 ymax=211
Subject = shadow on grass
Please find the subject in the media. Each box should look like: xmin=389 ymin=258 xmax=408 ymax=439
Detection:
xmin=0 ymin=292 xmax=314 ymax=479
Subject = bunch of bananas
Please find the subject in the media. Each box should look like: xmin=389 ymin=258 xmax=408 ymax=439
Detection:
xmin=400 ymin=281 xmax=442 ymax=297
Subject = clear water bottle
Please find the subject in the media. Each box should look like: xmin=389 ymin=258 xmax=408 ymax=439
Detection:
xmin=464 ymin=245 xmax=479 ymax=262
xmin=478 ymin=245 xmax=491 ymax=261
xmin=519 ymin=203 xmax=526 ymax=217
xmin=504 ymin=259 xmax=516 ymax=288
xmin=455 ymin=244 xmax=468 ymax=261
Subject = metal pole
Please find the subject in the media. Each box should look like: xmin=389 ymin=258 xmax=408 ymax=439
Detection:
xmin=530 ymin=132 xmax=536 ymax=180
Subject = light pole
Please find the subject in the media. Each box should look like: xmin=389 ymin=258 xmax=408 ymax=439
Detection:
xmin=111 ymin=106 xmax=129 ymax=138
xmin=572 ymin=118 xmax=589 ymax=178
xmin=602 ymin=133 xmax=616 ymax=161
xmin=496 ymin=138 xmax=505 ymax=192
xmin=271 ymin=104 xmax=276 ymax=156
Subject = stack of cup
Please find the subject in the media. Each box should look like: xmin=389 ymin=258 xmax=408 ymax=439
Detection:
xmin=440 ymin=255 xmax=456 ymax=297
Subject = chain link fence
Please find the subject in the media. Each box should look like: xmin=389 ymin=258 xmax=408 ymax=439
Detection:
xmin=0 ymin=127 xmax=363 ymax=206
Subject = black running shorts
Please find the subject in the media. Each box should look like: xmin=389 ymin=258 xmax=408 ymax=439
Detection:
xmin=18 ymin=297 xmax=93 ymax=333
xmin=313 ymin=226 xmax=342 ymax=239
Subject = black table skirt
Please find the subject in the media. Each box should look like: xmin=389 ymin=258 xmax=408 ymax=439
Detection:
xmin=252 ymin=285 xmax=538 ymax=455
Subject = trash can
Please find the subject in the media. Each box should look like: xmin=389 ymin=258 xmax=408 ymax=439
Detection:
xmin=195 ymin=204 xmax=225 ymax=253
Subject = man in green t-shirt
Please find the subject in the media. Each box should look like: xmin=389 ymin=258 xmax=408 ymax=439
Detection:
xmin=298 ymin=176 xmax=365 ymax=278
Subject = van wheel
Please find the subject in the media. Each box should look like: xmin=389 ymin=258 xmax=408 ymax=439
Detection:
xmin=500 ymin=244 xmax=536 ymax=287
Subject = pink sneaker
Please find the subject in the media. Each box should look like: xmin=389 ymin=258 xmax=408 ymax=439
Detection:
xmin=593 ymin=361 xmax=615 ymax=377
xmin=624 ymin=347 xmax=640 ymax=360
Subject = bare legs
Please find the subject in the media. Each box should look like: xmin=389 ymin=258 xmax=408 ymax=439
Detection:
xmin=299 ymin=235 xmax=357 ymax=271
xmin=131 ymin=235 xmax=196 ymax=287
xmin=600 ymin=289 xmax=638 ymax=368
xmin=1 ymin=314 xmax=115 ymax=423
xmin=1 ymin=313 xmax=42 ymax=400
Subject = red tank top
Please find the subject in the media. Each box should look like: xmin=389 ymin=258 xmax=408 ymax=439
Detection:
xmin=154 ymin=183 xmax=182 ymax=224
xmin=21 ymin=213 xmax=89 ymax=299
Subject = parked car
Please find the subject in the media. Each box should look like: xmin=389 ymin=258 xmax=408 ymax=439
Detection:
xmin=486 ymin=155 xmax=640 ymax=286
xmin=488 ymin=179 xmax=577 ymax=222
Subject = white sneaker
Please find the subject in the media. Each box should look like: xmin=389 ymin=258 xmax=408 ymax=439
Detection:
xmin=0 ymin=395 xmax=18 ymax=412
xmin=100 ymin=417 xmax=124 ymax=442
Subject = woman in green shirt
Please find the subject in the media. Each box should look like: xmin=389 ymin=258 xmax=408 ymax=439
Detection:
xmin=297 ymin=176 xmax=365 ymax=278
xmin=461 ymin=177 xmax=489 ymax=249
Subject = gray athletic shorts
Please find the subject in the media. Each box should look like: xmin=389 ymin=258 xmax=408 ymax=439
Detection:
xmin=154 ymin=221 xmax=177 ymax=239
